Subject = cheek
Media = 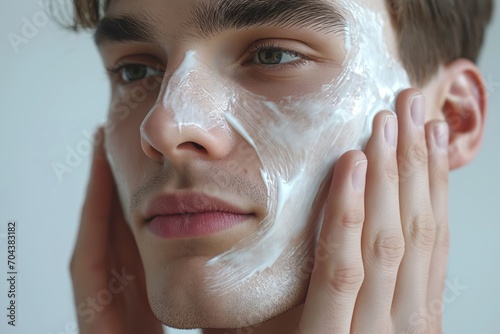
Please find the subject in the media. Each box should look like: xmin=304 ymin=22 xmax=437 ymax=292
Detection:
xmin=236 ymin=66 xmax=344 ymax=100
xmin=104 ymin=88 xmax=159 ymax=208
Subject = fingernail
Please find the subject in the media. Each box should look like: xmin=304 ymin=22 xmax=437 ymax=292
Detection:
xmin=433 ymin=122 xmax=449 ymax=151
xmin=384 ymin=115 xmax=398 ymax=149
xmin=411 ymin=94 xmax=425 ymax=128
xmin=352 ymin=160 xmax=368 ymax=192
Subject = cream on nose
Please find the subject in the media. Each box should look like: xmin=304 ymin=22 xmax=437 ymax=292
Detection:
xmin=140 ymin=51 xmax=234 ymax=163
xmin=163 ymin=50 xmax=233 ymax=133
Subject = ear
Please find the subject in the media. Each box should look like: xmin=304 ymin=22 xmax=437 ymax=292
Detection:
xmin=424 ymin=59 xmax=489 ymax=170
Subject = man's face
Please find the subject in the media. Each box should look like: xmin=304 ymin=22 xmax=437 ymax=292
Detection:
xmin=98 ymin=0 xmax=407 ymax=328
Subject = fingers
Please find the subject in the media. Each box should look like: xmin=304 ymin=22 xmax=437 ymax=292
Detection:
xmin=425 ymin=120 xmax=450 ymax=330
xmin=351 ymin=111 xmax=404 ymax=333
xmin=69 ymin=128 xmax=163 ymax=333
xmin=71 ymin=127 xmax=111 ymax=273
xmin=297 ymin=150 xmax=367 ymax=334
xmin=69 ymin=128 xmax=115 ymax=326
xmin=296 ymin=88 xmax=449 ymax=334
xmin=392 ymin=90 xmax=437 ymax=321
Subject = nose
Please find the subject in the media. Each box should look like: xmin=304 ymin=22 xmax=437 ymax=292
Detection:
xmin=140 ymin=105 xmax=233 ymax=164
xmin=140 ymin=54 xmax=234 ymax=165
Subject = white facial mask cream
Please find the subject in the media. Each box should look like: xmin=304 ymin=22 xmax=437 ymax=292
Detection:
xmin=160 ymin=0 xmax=410 ymax=292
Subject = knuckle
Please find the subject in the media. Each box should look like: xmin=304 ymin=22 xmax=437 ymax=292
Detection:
xmin=432 ymin=168 xmax=449 ymax=186
xmin=339 ymin=209 xmax=364 ymax=230
xmin=327 ymin=265 xmax=365 ymax=294
xmin=414 ymin=145 xmax=429 ymax=166
xmin=406 ymin=213 xmax=436 ymax=249
xmin=402 ymin=317 xmax=431 ymax=334
xmin=398 ymin=145 xmax=429 ymax=179
xmin=435 ymin=225 xmax=451 ymax=254
xmin=409 ymin=144 xmax=429 ymax=166
xmin=383 ymin=162 xmax=400 ymax=184
xmin=371 ymin=231 xmax=406 ymax=267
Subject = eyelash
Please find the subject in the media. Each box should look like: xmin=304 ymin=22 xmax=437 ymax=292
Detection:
xmin=246 ymin=42 xmax=312 ymax=70
xmin=106 ymin=63 xmax=165 ymax=85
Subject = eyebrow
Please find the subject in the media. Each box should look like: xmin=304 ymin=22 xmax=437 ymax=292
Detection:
xmin=94 ymin=13 xmax=157 ymax=46
xmin=95 ymin=0 xmax=347 ymax=46
xmin=188 ymin=0 xmax=347 ymax=37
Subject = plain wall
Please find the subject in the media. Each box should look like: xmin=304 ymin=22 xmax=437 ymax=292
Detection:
xmin=0 ymin=1 xmax=498 ymax=333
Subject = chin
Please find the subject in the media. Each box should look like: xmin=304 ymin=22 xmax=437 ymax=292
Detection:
xmin=145 ymin=252 xmax=311 ymax=329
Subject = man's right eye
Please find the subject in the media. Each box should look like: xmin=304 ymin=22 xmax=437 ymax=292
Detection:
xmin=109 ymin=64 xmax=164 ymax=83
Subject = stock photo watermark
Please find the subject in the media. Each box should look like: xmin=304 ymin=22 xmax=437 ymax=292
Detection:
xmin=51 ymin=72 xmax=163 ymax=183
xmin=405 ymin=277 xmax=468 ymax=333
xmin=76 ymin=267 xmax=135 ymax=324
xmin=47 ymin=321 xmax=78 ymax=334
xmin=45 ymin=268 xmax=135 ymax=333
xmin=7 ymin=0 xmax=70 ymax=54
xmin=3 ymin=220 xmax=18 ymax=327
xmin=51 ymin=129 xmax=103 ymax=183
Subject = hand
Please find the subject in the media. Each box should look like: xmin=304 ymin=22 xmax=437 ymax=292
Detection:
xmin=70 ymin=128 xmax=164 ymax=334
xmin=295 ymin=88 xmax=450 ymax=333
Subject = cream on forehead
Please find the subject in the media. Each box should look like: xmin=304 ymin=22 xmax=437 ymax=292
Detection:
xmin=161 ymin=0 xmax=410 ymax=292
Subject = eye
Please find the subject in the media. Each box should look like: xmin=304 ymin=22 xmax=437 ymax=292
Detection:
xmin=252 ymin=48 xmax=303 ymax=66
xmin=110 ymin=64 xmax=164 ymax=83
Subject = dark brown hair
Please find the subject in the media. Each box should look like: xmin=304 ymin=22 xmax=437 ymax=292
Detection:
xmin=388 ymin=0 xmax=493 ymax=83
xmin=68 ymin=0 xmax=494 ymax=85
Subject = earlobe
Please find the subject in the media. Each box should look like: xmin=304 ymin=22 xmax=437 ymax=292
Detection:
xmin=438 ymin=59 xmax=488 ymax=170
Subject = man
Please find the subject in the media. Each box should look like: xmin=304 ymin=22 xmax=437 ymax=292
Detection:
xmin=69 ymin=0 xmax=492 ymax=333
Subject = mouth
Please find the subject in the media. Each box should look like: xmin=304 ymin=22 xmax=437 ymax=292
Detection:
xmin=144 ymin=192 xmax=255 ymax=239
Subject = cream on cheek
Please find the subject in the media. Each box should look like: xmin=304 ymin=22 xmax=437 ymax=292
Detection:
xmin=161 ymin=0 xmax=410 ymax=293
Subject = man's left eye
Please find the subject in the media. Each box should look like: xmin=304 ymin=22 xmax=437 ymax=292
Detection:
xmin=252 ymin=49 xmax=302 ymax=65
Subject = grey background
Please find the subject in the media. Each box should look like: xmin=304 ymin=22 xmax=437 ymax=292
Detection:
xmin=0 ymin=0 xmax=498 ymax=333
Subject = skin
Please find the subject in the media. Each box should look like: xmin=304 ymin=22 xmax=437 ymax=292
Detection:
xmin=70 ymin=0 xmax=488 ymax=333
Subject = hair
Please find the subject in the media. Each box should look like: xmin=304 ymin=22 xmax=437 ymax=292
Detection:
xmin=388 ymin=0 xmax=493 ymax=84
xmin=67 ymin=0 xmax=493 ymax=85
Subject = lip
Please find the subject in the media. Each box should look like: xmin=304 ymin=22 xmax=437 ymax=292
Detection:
xmin=144 ymin=193 xmax=254 ymax=239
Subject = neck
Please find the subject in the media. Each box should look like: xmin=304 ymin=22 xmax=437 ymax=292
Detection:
xmin=202 ymin=304 xmax=304 ymax=334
